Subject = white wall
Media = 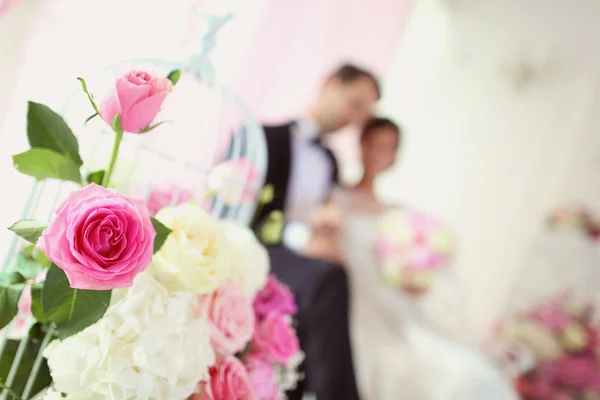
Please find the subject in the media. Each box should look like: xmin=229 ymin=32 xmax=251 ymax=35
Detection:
xmin=378 ymin=0 xmax=600 ymax=341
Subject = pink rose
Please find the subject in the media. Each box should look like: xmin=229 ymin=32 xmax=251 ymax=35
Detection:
xmin=199 ymin=356 xmax=257 ymax=400
xmin=253 ymin=274 xmax=297 ymax=320
xmin=243 ymin=354 xmax=278 ymax=400
xmin=252 ymin=312 xmax=300 ymax=365
xmin=38 ymin=184 xmax=155 ymax=290
xmin=100 ymin=70 xmax=172 ymax=133
xmin=133 ymin=184 xmax=195 ymax=217
xmin=200 ymin=284 xmax=255 ymax=355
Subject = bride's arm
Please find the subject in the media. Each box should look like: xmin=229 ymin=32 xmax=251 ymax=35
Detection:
xmin=302 ymin=202 xmax=344 ymax=264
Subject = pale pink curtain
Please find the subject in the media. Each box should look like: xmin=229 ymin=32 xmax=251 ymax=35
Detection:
xmin=208 ymin=0 xmax=413 ymax=123
xmin=0 ymin=0 xmax=20 ymax=20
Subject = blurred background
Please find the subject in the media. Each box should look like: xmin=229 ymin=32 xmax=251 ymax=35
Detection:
xmin=1 ymin=0 xmax=599 ymax=353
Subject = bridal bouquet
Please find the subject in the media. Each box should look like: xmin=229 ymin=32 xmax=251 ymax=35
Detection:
xmin=375 ymin=208 xmax=453 ymax=295
xmin=492 ymin=293 xmax=600 ymax=400
xmin=0 ymin=69 xmax=303 ymax=400
xmin=548 ymin=205 xmax=600 ymax=242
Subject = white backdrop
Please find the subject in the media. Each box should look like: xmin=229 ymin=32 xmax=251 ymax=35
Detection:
xmin=2 ymin=0 xmax=600 ymax=344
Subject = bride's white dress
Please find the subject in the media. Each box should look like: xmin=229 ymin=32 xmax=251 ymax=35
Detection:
xmin=331 ymin=189 xmax=517 ymax=400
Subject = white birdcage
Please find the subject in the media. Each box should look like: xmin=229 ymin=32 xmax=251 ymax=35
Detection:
xmin=0 ymin=10 xmax=266 ymax=400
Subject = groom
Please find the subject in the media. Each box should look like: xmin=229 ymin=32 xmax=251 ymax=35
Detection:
xmin=254 ymin=64 xmax=380 ymax=400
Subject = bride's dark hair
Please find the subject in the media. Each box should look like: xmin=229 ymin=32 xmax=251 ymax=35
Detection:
xmin=360 ymin=117 xmax=401 ymax=143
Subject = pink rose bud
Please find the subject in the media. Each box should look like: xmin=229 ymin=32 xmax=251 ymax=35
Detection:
xmin=99 ymin=70 xmax=172 ymax=133
xmin=243 ymin=354 xmax=278 ymax=400
xmin=196 ymin=356 xmax=257 ymax=400
xmin=253 ymin=274 xmax=297 ymax=320
xmin=252 ymin=312 xmax=300 ymax=365
xmin=199 ymin=284 xmax=255 ymax=356
xmin=37 ymin=184 xmax=155 ymax=290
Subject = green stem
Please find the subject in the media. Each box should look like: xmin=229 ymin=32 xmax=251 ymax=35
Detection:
xmin=102 ymin=130 xmax=124 ymax=188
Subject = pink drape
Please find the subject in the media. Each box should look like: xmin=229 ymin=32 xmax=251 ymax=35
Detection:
xmin=0 ymin=0 xmax=20 ymax=20
xmin=209 ymin=0 xmax=412 ymax=123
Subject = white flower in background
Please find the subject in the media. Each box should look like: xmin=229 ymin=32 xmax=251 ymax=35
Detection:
xmin=220 ymin=220 xmax=269 ymax=297
xmin=207 ymin=158 xmax=261 ymax=205
xmin=44 ymin=272 xmax=215 ymax=400
xmin=151 ymin=203 xmax=232 ymax=294
xmin=275 ymin=350 xmax=305 ymax=394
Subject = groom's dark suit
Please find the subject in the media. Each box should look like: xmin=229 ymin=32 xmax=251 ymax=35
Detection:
xmin=253 ymin=123 xmax=360 ymax=400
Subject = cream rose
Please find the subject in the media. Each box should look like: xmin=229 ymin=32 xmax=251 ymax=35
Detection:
xmin=220 ymin=220 xmax=269 ymax=297
xmin=151 ymin=203 xmax=232 ymax=294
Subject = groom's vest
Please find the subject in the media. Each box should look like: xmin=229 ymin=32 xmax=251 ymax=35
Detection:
xmin=252 ymin=122 xmax=339 ymax=243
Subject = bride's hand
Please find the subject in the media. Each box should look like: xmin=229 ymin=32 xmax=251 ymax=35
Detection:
xmin=310 ymin=202 xmax=343 ymax=233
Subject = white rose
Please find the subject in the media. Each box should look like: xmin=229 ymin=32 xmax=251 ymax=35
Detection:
xmin=151 ymin=203 xmax=232 ymax=294
xmin=44 ymin=272 xmax=215 ymax=400
xmin=220 ymin=220 xmax=269 ymax=297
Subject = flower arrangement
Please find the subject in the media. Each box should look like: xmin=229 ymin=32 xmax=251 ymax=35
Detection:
xmin=375 ymin=208 xmax=453 ymax=295
xmin=548 ymin=205 xmax=600 ymax=242
xmin=493 ymin=293 xmax=600 ymax=400
xmin=0 ymin=69 xmax=302 ymax=400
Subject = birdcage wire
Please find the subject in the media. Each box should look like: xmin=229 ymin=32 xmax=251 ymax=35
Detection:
xmin=0 ymin=11 xmax=266 ymax=400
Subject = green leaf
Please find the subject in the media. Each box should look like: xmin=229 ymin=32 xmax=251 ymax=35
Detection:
xmin=166 ymin=69 xmax=181 ymax=85
xmin=110 ymin=113 xmax=123 ymax=134
xmin=0 ymin=272 xmax=25 ymax=330
xmin=30 ymin=283 xmax=47 ymax=324
xmin=84 ymin=112 xmax=98 ymax=124
xmin=21 ymin=245 xmax=51 ymax=272
xmin=0 ymin=339 xmax=52 ymax=399
xmin=8 ymin=220 xmax=47 ymax=245
xmin=77 ymin=77 xmax=101 ymax=115
xmin=85 ymin=170 xmax=105 ymax=185
xmin=151 ymin=217 xmax=172 ymax=254
xmin=15 ymin=253 xmax=43 ymax=281
xmin=138 ymin=120 xmax=170 ymax=134
xmin=13 ymin=148 xmax=82 ymax=184
xmin=26 ymin=101 xmax=83 ymax=166
xmin=42 ymin=264 xmax=111 ymax=339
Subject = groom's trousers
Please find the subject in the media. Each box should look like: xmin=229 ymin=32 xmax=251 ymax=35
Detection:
xmin=267 ymin=245 xmax=360 ymax=400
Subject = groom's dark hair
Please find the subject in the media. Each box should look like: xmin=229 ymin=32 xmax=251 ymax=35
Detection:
xmin=328 ymin=64 xmax=381 ymax=100
xmin=360 ymin=117 xmax=401 ymax=143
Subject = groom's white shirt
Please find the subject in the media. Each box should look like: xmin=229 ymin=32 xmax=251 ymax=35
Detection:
xmin=282 ymin=118 xmax=334 ymax=251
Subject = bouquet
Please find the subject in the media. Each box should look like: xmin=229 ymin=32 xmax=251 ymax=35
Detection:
xmin=492 ymin=293 xmax=600 ymax=400
xmin=0 ymin=69 xmax=302 ymax=400
xmin=375 ymin=208 xmax=453 ymax=295
xmin=548 ymin=205 xmax=600 ymax=242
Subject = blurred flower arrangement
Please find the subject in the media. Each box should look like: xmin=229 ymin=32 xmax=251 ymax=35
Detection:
xmin=493 ymin=293 xmax=600 ymax=400
xmin=0 ymin=68 xmax=302 ymax=400
xmin=375 ymin=208 xmax=454 ymax=295
xmin=548 ymin=205 xmax=600 ymax=242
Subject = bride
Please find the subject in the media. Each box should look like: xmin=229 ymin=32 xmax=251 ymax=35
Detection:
xmin=302 ymin=117 xmax=516 ymax=400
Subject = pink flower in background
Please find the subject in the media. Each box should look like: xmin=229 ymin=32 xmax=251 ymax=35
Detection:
xmin=253 ymin=274 xmax=297 ymax=320
xmin=100 ymin=70 xmax=172 ymax=133
xmin=199 ymin=356 xmax=257 ymax=400
xmin=207 ymin=159 xmax=262 ymax=204
xmin=252 ymin=312 xmax=300 ymax=365
xmin=530 ymin=303 xmax=571 ymax=332
xmin=137 ymin=184 xmax=195 ymax=217
xmin=243 ymin=354 xmax=278 ymax=400
xmin=38 ymin=184 xmax=155 ymax=290
xmin=544 ymin=356 xmax=600 ymax=391
xmin=199 ymin=284 xmax=255 ymax=356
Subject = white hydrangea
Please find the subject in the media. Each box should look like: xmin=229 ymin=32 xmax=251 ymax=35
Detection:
xmin=42 ymin=387 xmax=101 ymax=400
xmin=44 ymin=272 xmax=215 ymax=400
xmin=220 ymin=220 xmax=269 ymax=297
